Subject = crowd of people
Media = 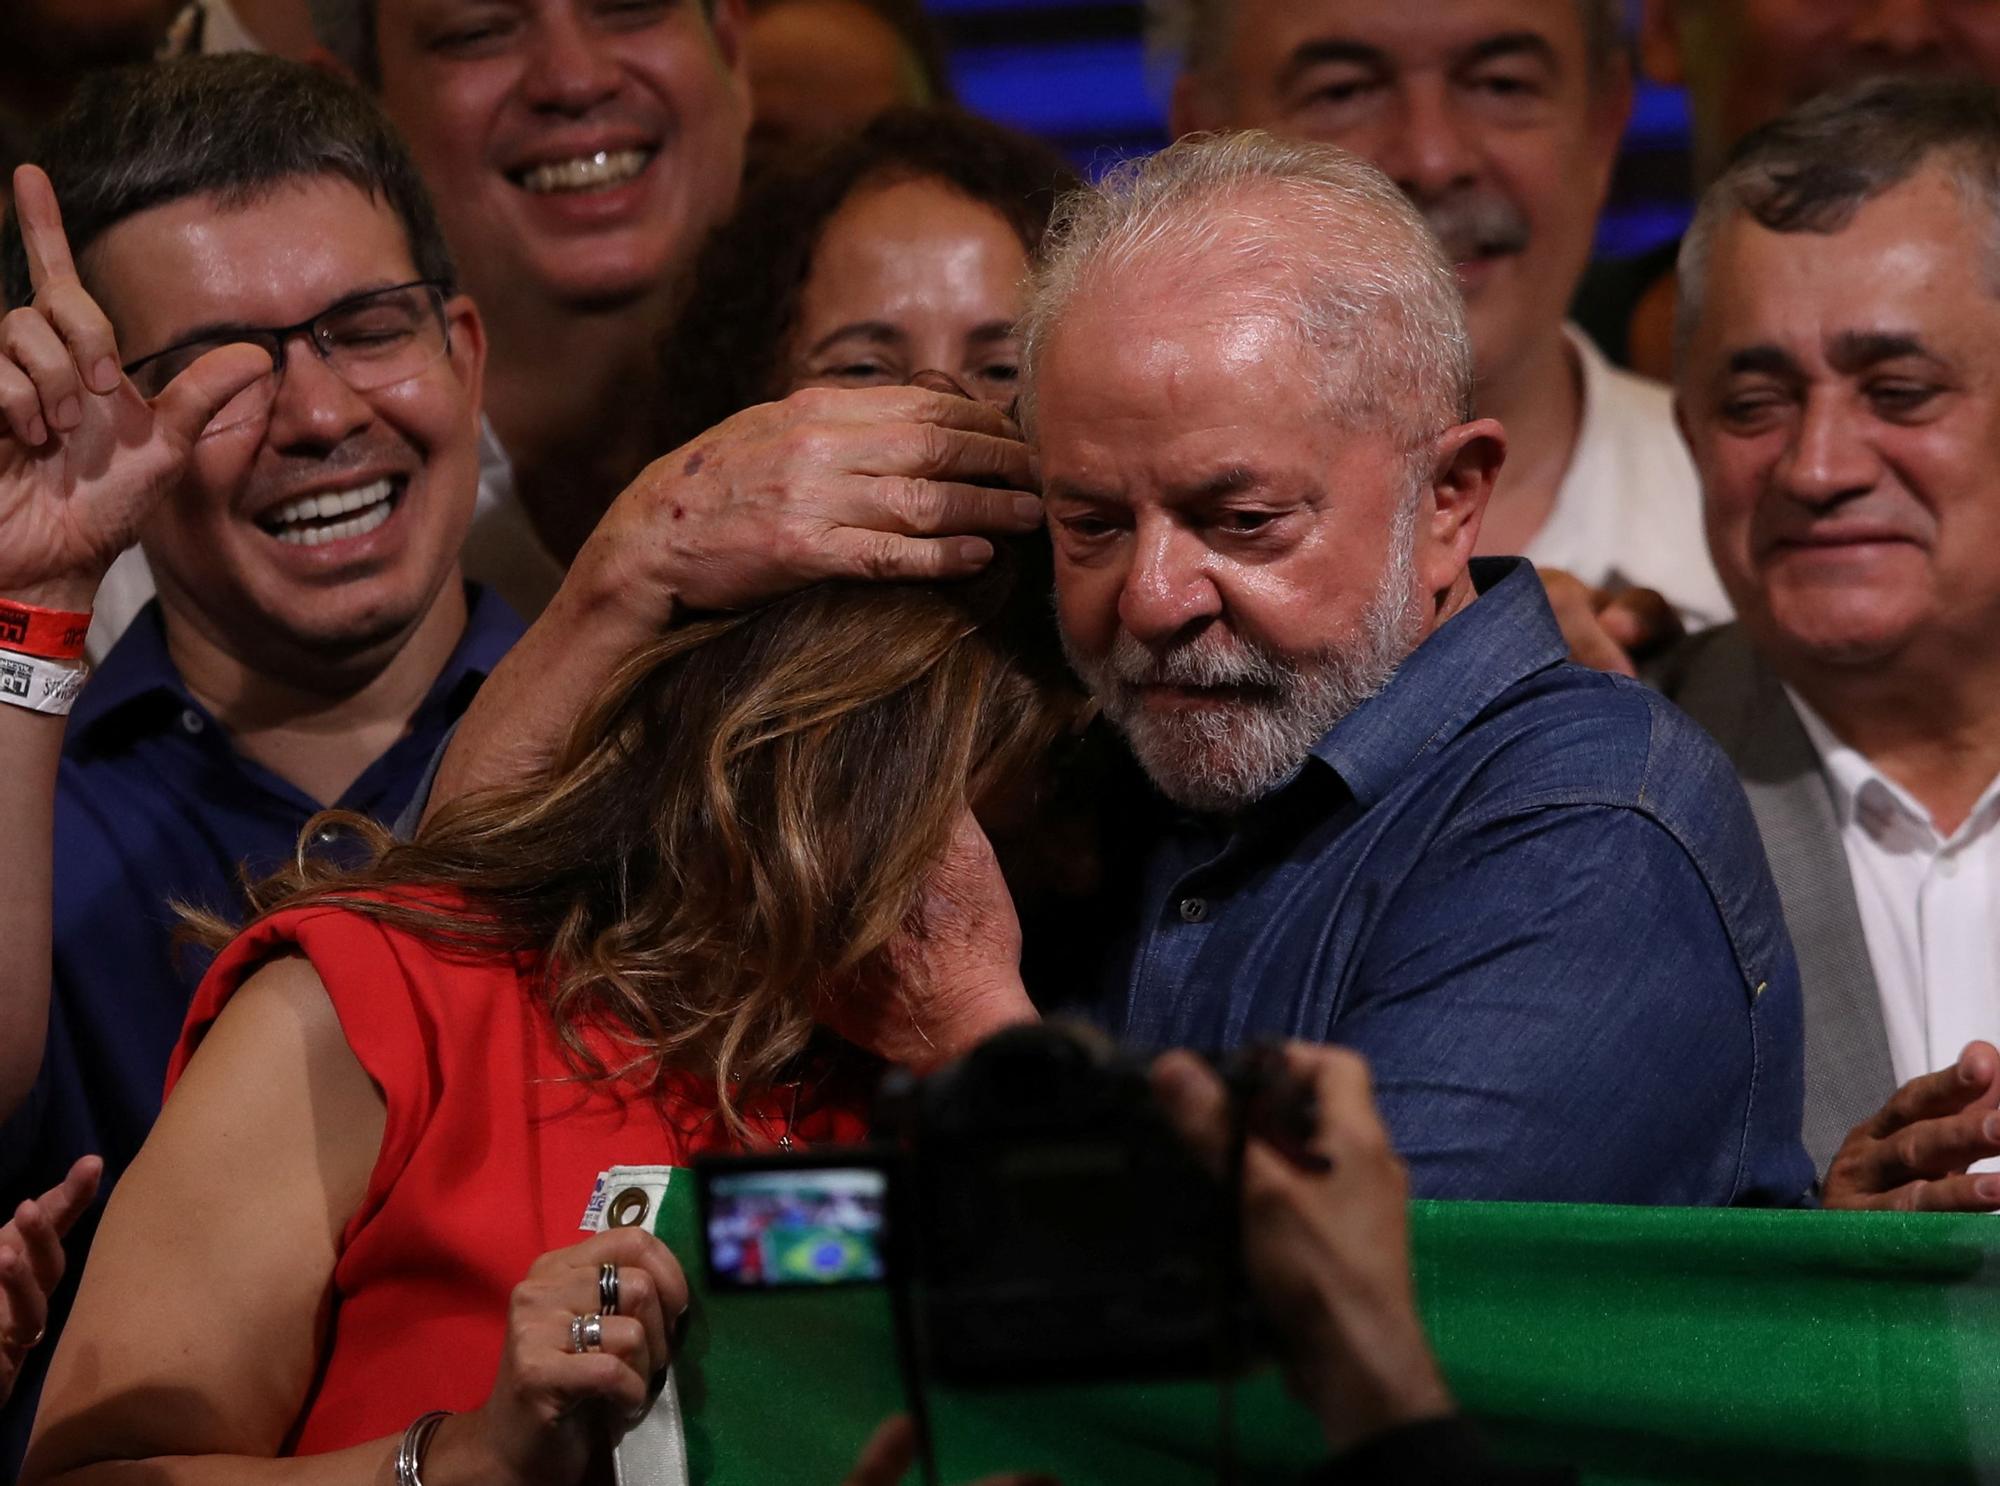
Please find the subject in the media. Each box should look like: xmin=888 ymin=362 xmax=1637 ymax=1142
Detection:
xmin=2 ymin=0 xmax=1999 ymax=1482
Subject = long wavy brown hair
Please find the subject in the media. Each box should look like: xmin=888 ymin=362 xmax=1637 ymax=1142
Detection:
xmin=193 ymin=544 xmax=1087 ymax=1115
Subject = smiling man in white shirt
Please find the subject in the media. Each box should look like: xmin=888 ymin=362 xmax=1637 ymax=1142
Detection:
xmin=1657 ymin=77 xmax=2000 ymax=1197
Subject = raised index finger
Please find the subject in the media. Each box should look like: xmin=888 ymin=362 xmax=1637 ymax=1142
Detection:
xmin=12 ymin=165 xmax=82 ymax=295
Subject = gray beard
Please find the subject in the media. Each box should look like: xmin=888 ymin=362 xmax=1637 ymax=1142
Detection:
xmin=1063 ymin=513 xmax=1425 ymax=814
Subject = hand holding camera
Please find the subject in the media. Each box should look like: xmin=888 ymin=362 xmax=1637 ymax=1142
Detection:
xmin=1151 ymin=1043 xmax=1456 ymax=1454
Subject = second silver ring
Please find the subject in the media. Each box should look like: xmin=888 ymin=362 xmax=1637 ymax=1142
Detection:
xmin=598 ymin=1261 xmax=621 ymax=1317
xmin=570 ymin=1312 xmax=605 ymax=1353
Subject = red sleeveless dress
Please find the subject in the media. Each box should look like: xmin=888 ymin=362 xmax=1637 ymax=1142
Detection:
xmin=167 ymin=901 xmax=872 ymax=1456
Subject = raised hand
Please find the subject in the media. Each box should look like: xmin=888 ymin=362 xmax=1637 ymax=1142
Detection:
xmin=0 ymin=1155 xmax=102 ymax=1409
xmin=0 ymin=164 xmax=269 ymax=609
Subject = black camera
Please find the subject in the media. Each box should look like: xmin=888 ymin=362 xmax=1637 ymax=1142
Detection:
xmin=694 ymin=1023 xmax=1290 ymax=1388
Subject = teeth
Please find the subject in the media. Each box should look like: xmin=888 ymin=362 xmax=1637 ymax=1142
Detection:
xmin=267 ymin=478 xmax=397 ymax=546
xmin=520 ymin=148 xmax=649 ymax=195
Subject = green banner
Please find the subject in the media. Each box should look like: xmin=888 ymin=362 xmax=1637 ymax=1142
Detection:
xmin=655 ymin=1180 xmax=2000 ymax=1485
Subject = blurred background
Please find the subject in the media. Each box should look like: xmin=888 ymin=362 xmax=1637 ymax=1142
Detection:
xmin=931 ymin=0 xmax=1692 ymax=258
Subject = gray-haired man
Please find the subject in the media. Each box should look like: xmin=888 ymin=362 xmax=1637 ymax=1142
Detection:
xmin=1658 ymin=78 xmax=2000 ymax=1204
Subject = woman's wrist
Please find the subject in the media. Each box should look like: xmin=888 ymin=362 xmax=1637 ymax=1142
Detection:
xmin=414 ymin=1409 xmax=521 ymax=1486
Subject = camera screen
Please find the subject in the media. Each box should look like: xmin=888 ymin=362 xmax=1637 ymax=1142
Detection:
xmin=703 ymin=1167 xmax=887 ymax=1289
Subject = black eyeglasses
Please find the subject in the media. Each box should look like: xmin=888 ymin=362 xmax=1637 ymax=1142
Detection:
xmin=122 ymin=279 xmax=453 ymax=434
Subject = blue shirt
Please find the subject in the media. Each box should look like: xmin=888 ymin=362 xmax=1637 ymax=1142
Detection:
xmin=0 ymin=585 xmax=521 ymax=1471
xmin=1086 ymin=559 xmax=1813 ymax=1209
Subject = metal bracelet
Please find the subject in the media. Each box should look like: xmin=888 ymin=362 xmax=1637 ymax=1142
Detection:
xmin=395 ymin=1409 xmax=451 ymax=1486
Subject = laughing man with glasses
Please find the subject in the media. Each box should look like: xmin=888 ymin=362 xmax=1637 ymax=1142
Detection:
xmin=0 ymin=59 xmax=527 ymax=1468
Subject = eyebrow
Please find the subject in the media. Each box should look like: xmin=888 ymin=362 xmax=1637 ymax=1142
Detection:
xmin=1279 ymin=29 xmax=1559 ymax=89
xmin=805 ymin=321 xmax=902 ymax=357
xmin=1724 ymin=345 xmax=1800 ymax=379
xmin=1827 ymin=330 xmax=1935 ymax=373
xmin=1460 ymin=32 xmax=1561 ymax=73
xmin=1182 ymin=467 xmax=1259 ymax=501
xmin=1279 ymin=39 xmax=1387 ymax=90
xmin=966 ymin=321 xmax=1021 ymax=347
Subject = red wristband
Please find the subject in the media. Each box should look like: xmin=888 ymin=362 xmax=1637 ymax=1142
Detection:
xmin=0 ymin=598 xmax=91 ymax=662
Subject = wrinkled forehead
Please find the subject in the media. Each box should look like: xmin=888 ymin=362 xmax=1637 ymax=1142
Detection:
xmin=1710 ymin=174 xmax=1990 ymax=332
xmin=80 ymin=175 xmax=421 ymax=356
xmin=1214 ymin=0 xmax=1593 ymax=76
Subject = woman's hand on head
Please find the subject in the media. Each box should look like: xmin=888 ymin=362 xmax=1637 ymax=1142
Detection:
xmin=430 ymin=1227 xmax=689 ymax=1486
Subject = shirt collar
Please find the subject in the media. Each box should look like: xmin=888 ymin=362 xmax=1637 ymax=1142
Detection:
xmin=1785 ymin=686 xmax=2000 ymax=847
xmin=1302 ymin=557 xmax=1568 ymax=808
xmin=68 ymin=582 xmax=524 ymax=749
xmin=66 ymin=601 xmax=189 ymax=743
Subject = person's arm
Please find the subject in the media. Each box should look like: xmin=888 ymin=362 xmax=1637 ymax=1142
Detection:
xmin=0 ymin=164 xmax=270 ymax=1121
xmin=1152 ymin=1044 xmax=1575 ymax=1486
xmin=24 ymin=955 xmax=686 ymax=1486
xmin=1344 ymin=804 xmax=1799 ymax=1205
xmin=1821 ymin=1041 xmax=2000 ymax=1211
xmin=426 ymin=385 xmax=1042 ymax=815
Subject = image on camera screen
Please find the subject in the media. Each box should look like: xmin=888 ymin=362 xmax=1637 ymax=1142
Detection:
xmin=704 ymin=1167 xmax=887 ymax=1289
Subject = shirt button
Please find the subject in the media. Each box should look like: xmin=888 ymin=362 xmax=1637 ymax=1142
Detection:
xmin=311 ymin=824 xmax=344 ymax=848
xmin=1939 ymin=856 xmax=1961 ymax=879
xmin=1179 ymin=896 xmax=1209 ymax=924
xmin=178 ymin=708 xmax=204 ymax=735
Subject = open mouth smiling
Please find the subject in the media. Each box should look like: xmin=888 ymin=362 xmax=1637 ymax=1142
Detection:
xmin=257 ymin=477 xmax=404 ymax=547
xmin=509 ymin=147 xmax=657 ymax=196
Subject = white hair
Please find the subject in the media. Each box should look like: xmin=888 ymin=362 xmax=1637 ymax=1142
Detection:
xmin=1017 ymin=130 xmax=1473 ymax=454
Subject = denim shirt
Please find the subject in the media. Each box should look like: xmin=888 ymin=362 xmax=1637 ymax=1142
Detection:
xmin=1086 ymin=559 xmax=1813 ymax=1208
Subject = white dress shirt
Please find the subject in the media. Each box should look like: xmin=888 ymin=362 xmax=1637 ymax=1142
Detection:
xmin=1789 ymin=693 xmax=2000 ymax=1106
xmin=1523 ymin=326 xmax=1733 ymax=631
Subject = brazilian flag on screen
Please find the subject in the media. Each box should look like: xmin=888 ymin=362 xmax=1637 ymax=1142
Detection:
xmin=761 ymin=1222 xmax=881 ymax=1284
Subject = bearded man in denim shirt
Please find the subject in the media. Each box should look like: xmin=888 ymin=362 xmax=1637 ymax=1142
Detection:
xmin=1023 ymin=132 xmax=1812 ymax=1207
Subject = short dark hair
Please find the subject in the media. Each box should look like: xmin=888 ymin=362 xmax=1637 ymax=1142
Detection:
xmin=1 ymin=53 xmax=456 ymax=308
xmin=1678 ymin=77 xmax=2000 ymax=356
xmin=307 ymin=0 xmax=725 ymax=88
xmin=655 ymin=106 xmax=1081 ymax=451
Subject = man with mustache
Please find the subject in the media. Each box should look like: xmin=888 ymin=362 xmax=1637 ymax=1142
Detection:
xmin=1652 ymin=79 xmax=2000 ymax=1206
xmin=1151 ymin=0 xmax=1729 ymax=637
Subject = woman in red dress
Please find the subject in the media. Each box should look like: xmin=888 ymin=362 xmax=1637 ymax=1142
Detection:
xmin=25 ymin=553 xmax=1086 ymax=1486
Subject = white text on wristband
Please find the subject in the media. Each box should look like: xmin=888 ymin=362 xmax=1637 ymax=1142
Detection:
xmin=0 ymin=652 xmax=88 ymax=716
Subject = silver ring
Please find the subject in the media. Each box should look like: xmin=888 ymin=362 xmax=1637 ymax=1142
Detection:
xmin=599 ymin=1262 xmax=621 ymax=1317
xmin=570 ymin=1312 xmax=604 ymax=1353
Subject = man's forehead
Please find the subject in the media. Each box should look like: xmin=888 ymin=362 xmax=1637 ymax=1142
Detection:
xmin=83 ymin=176 xmax=420 ymax=347
xmin=1226 ymin=0 xmax=1587 ymax=66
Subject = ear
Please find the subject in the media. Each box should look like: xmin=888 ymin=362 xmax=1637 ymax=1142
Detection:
xmin=1415 ymin=417 xmax=1506 ymax=596
xmin=1590 ymin=48 xmax=1635 ymax=157
xmin=1637 ymin=0 xmax=1688 ymax=86
xmin=444 ymin=292 xmax=489 ymax=436
xmin=1169 ymin=71 xmax=1221 ymax=139
xmin=709 ymin=0 xmax=749 ymax=77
